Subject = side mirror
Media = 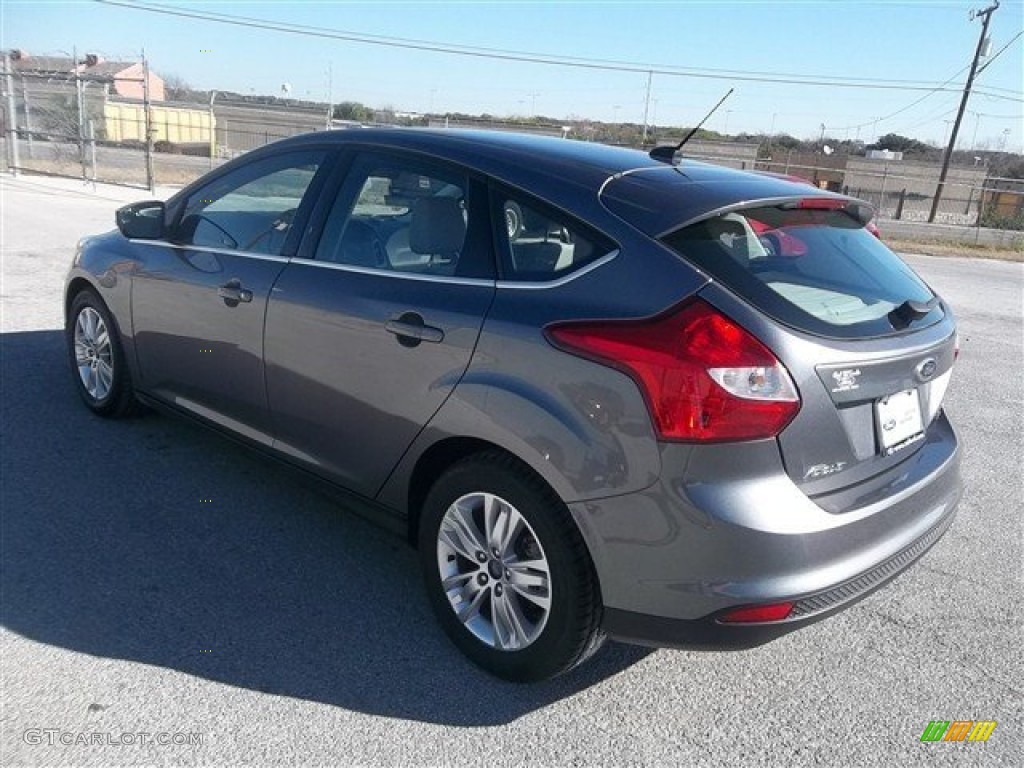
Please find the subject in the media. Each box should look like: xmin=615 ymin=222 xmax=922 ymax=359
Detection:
xmin=116 ymin=201 xmax=166 ymax=240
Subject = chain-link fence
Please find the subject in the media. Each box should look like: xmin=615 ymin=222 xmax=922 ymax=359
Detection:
xmin=2 ymin=54 xmax=154 ymax=187
xmin=4 ymin=59 xmax=1022 ymax=232
xmin=1 ymin=54 xmax=333 ymax=189
xmin=694 ymin=150 xmax=1023 ymax=231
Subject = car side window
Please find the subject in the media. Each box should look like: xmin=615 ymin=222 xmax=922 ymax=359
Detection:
xmin=497 ymin=194 xmax=613 ymax=281
xmin=174 ymin=150 xmax=326 ymax=256
xmin=316 ymin=155 xmax=470 ymax=276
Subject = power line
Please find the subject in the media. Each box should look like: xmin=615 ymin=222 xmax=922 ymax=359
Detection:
xmin=92 ymin=0 xmax=1019 ymax=96
xmin=971 ymin=110 xmax=1024 ymax=119
xmin=828 ymin=27 xmax=1023 ymax=133
xmin=976 ymin=29 xmax=1024 ymax=77
xmin=893 ymin=107 xmax=959 ymax=137
xmin=828 ymin=67 xmax=969 ymax=132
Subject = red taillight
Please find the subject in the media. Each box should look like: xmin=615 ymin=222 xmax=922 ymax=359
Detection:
xmin=718 ymin=602 xmax=794 ymax=624
xmin=546 ymin=299 xmax=800 ymax=442
xmin=866 ymin=220 xmax=882 ymax=239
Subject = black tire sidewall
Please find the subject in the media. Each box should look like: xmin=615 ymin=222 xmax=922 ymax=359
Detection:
xmin=419 ymin=455 xmax=597 ymax=682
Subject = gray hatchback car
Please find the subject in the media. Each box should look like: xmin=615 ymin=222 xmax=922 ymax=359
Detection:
xmin=65 ymin=129 xmax=961 ymax=681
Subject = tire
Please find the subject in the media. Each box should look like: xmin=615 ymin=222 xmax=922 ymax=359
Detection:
xmin=66 ymin=288 xmax=142 ymax=418
xmin=419 ymin=451 xmax=605 ymax=682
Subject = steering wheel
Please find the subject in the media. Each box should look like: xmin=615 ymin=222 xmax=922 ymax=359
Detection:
xmin=340 ymin=219 xmax=390 ymax=269
xmin=241 ymin=208 xmax=298 ymax=253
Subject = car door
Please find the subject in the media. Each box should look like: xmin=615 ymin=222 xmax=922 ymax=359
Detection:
xmin=263 ymin=151 xmax=496 ymax=497
xmin=131 ymin=149 xmax=333 ymax=444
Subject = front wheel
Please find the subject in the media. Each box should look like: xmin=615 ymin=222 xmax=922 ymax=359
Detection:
xmin=66 ymin=289 xmax=142 ymax=417
xmin=419 ymin=452 xmax=605 ymax=682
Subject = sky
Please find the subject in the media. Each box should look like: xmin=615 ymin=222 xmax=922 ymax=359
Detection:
xmin=3 ymin=0 xmax=1022 ymax=151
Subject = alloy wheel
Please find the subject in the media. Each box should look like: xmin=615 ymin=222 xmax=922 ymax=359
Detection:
xmin=74 ymin=306 xmax=114 ymax=401
xmin=436 ymin=492 xmax=552 ymax=651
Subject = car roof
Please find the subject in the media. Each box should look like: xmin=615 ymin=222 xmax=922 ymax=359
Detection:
xmin=278 ymin=127 xmax=666 ymax=176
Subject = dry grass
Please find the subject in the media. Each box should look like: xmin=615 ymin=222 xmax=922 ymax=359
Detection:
xmin=887 ymin=238 xmax=1023 ymax=263
xmin=13 ymin=157 xmax=205 ymax=189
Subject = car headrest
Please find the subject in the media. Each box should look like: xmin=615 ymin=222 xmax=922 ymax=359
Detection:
xmin=410 ymin=197 xmax=466 ymax=255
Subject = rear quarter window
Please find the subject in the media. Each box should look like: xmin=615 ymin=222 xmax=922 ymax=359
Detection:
xmin=494 ymin=191 xmax=615 ymax=282
xmin=661 ymin=205 xmax=940 ymax=338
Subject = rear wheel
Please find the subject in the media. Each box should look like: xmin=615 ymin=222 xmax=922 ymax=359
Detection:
xmin=419 ymin=451 xmax=605 ymax=682
xmin=66 ymin=289 xmax=142 ymax=417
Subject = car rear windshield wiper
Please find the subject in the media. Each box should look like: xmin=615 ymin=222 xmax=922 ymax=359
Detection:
xmin=888 ymin=297 xmax=939 ymax=329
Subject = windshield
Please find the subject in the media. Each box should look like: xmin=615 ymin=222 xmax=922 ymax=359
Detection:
xmin=661 ymin=205 xmax=939 ymax=338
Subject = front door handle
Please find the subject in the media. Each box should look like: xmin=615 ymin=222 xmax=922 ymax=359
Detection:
xmin=218 ymin=279 xmax=253 ymax=307
xmin=385 ymin=312 xmax=444 ymax=347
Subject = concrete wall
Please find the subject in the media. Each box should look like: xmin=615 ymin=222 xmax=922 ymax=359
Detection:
xmin=675 ymin=140 xmax=760 ymax=169
xmin=844 ymin=157 xmax=988 ymax=224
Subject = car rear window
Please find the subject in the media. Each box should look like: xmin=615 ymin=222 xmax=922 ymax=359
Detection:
xmin=660 ymin=205 xmax=940 ymax=338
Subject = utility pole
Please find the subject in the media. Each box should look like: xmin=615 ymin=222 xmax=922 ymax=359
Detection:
xmin=928 ymin=0 xmax=999 ymax=223
xmin=75 ymin=47 xmax=88 ymax=181
xmin=3 ymin=50 xmax=20 ymax=175
xmin=325 ymin=62 xmax=332 ymax=130
xmin=208 ymin=90 xmax=217 ymax=169
xmin=641 ymin=70 xmax=653 ymax=146
xmin=21 ymin=76 xmax=33 ymax=158
xmin=142 ymin=50 xmax=155 ymax=193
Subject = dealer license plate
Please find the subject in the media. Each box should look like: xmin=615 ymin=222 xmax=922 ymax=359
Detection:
xmin=876 ymin=389 xmax=924 ymax=455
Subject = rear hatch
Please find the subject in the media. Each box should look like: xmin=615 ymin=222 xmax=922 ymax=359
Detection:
xmin=654 ymin=197 xmax=957 ymax=498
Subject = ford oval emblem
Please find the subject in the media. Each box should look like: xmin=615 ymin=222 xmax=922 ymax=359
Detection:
xmin=916 ymin=358 xmax=938 ymax=382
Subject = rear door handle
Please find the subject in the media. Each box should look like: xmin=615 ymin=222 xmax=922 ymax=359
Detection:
xmin=218 ymin=280 xmax=253 ymax=306
xmin=385 ymin=312 xmax=444 ymax=347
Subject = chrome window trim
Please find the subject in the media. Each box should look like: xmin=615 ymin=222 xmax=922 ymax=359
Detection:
xmin=286 ymin=257 xmax=495 ymax=288
xmin=496 ymin=249 xmax=619 ymax=290
xmin=127 ymin=240 xmax=291 ymax=264
xmin=127 ymin=240 xmax=618 ymax=287
xmin=285 ymin=249 xmax=619 ymax=289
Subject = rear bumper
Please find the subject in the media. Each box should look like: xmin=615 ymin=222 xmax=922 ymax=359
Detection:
xmin=568 ymin=411 xmax=961 ymax=649
xmin=602 ymin=505 xmax=955 ymax=649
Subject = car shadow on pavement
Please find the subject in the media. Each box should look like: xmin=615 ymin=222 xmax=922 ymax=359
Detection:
xmin=1 ymin=329 xmax=653 ymax=726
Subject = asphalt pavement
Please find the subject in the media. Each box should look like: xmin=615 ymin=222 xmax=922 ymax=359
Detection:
xmin=1 ymin=174 xmax=1021 ymax=767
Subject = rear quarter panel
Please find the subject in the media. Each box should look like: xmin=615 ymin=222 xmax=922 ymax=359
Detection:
xmin=377 ymin=234 xmax=709 ymax=509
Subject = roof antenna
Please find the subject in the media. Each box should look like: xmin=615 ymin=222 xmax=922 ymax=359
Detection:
xmin=649 ymin=88 xmax=734 ymax=165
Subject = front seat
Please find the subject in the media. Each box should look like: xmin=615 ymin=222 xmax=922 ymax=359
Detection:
xmin=410 ymin=197 xmax=466 ymax=273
